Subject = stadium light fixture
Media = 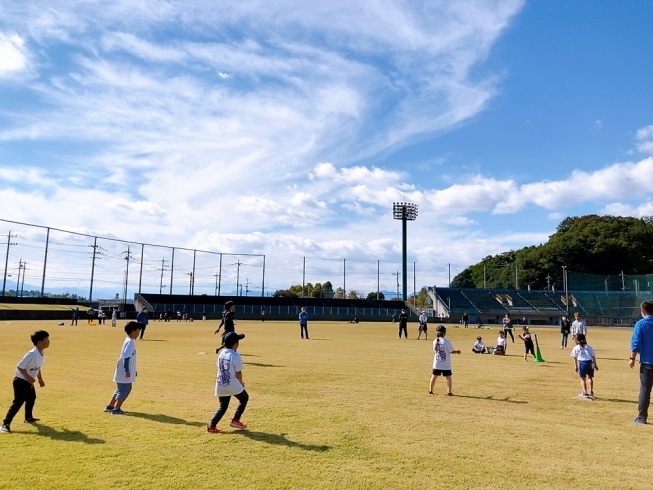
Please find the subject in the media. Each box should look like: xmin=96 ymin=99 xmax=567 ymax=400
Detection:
xmin=392 ymin=202 xmax=418 ymax=301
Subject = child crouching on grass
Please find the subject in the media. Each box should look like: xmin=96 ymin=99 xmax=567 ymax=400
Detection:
xmin=472 ymin=336 xmax=486 ymax=353
xmin=429 ymin=325 xmax=461 ymax=396
xmin=105 ymin=322 xmax=142 ymax=415
xmin=570 ymin=333 xmax=598 ymax=398
xmin=207 ymin=332 xmax=249 ymax=433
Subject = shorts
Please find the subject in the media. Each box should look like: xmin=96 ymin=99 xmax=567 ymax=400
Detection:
xmin=114 ymin=382 xmax=133 ymax=401
xmin=419 ymin=323 xmax=427 ymax=331
xmin=578 ymin=360 xmax=594 ymax=378
xmin=524 ymin=342 xmax=535 ymax=355
xmin=432 ymin=369 xmax=452 ymax=377
xmin=495 ymin=345 xmax=505 ymax=353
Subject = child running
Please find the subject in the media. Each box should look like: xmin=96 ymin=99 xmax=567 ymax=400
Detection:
xmin=518 ymin=326 xmax=536 ymax=361
xmin=570 ymin=333 xmax=599 ymax=398
xmin=428 ymin=325 xmax=461 ymax=396
xmin=104 ymin=322 xmax=141 ymax=415
xmin=1 ymin=330 xmax=50 ymax=434
xmin=207 ymin=332 xmax=249 ymax=433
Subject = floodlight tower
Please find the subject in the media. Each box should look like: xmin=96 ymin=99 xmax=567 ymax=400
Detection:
xmin=393 ymin=202 xmax=418 ymax=301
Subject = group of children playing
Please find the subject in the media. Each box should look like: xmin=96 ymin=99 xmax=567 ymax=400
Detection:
xmin=0 ymin=306 xmax=602 ymax=435
xmin=1 ymin=300 xmax=250 ymax=435
xmin=429 ymin=321 xmax=599 ymax=399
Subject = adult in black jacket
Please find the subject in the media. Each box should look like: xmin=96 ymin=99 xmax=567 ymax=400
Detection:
xmin=398 ymin=309 xmax=408 ymax=339
xmin=560 ymin=315 xmax=571 ymax=349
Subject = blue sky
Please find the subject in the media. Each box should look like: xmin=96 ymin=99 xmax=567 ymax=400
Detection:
xmin=1 ymin=1 xmax=653 ymax=297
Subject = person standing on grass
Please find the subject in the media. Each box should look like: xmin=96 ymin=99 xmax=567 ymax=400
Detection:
xmin=462 ymin=312 xmax=469 ymax=328
xmin=299 ymin=307 xmax=309 ymax=339
xmin=207 ymin=332 xmax=249 ymax=433
xmin=104 ymin=322 xmax=141 ymax=415
xmin=560 ymin=315 xmax=571 ymax=349
xmin=417 ymin=310 xmax=428 ymax=340
xmin=111 ymin=309 xmax=118 ymax=328
xmin=518 ymin=326 xmax=536 ymax=362
xmin=1 ymin=330 xmax=50 ymax=434
xmin=215 ymin=301 xmax=236 ymax=352
xmin=571 ymin=312 xmax=587 ymax=340
xmin=570 ymin=333 xmax=598 ymax=398
xmin=71 ymin=307 xmax=79 ymax=326
xmin=502 ymin=313 xmax=515 ymax=343
xmin=136 ymin=307 xmax=149 ymax=340
xmin=428 ymin=325 xmax=461 ymax=396
xmin=398 ymin=309 xmax=408 ymax=339
xmin=629 ymin=301 xmax=653 ymax=424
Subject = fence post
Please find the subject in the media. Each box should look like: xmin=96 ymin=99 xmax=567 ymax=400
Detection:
xmin=169 ymin=247 xmax=175 ymax=295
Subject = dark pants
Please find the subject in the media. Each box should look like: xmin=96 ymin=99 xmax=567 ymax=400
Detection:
xmin=139 ymin=324 xmax=147 ymax=339
xmin=3 ymin=377 xmax=36 ymax=426
xmin=504 ymin=328 xmax=514 ymax=342
xmin=399 ymin=324 xmax=407 ymax=338
xmin=71 ymin=318 xmax=78 ymax=325
xmin=210 ymin=390 xmax=249 ymax=427
xmin=638 ymin=364 xmax=653 ymax=421
xmin=300 ymin=324 xmax=309 ymax=338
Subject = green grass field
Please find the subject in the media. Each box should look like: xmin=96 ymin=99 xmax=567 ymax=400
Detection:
xmin=0 ymin=319 xmax=651 ymax=489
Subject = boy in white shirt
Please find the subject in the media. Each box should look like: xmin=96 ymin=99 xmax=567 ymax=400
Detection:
xmin=104 ymin=322 xmax=141 ymax=415
xmin=1 ymin=330 xmax=50 ymax=434
xmin=472 ymin=336 xmax=486 ymax=354
xmin=207 ymin=332 xmax=249 ymax=433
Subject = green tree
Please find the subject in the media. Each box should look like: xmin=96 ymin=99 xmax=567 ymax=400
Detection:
xmin=312 ymin=283 xmax=323 ymax=298
xmin=366 ymin=291 xmax=385 ymax=300
xmin=322 ymin=281 xmax=334 ymax=298
xmin=334 ymin=287 xmax=344 ymax=299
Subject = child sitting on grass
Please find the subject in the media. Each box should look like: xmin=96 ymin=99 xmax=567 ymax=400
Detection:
xmin=472 ymin=336 xmax=486 ymax=353
xmin=570 ymin=333 xmax=599 ymax=398
xmin=493 ymin=331 xmax=506 ymax=356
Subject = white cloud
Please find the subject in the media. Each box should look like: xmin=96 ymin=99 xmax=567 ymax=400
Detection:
xmin=601 ymin=201 xmax=653 ymax=218
xmin=0 ymin=33 xmax=28 ymax=75
xmin=636 ymin=124 xmax=653 ymax=154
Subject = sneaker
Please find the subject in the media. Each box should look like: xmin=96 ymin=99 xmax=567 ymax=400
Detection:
xmin=590 ymin=391 xmax=594 ymax=397
xmin=230 ymin=419 xmax=247 ymax=430
xmin=104 ymin=406 xmax=115 ymax=413
xmin=111 ymin=408 xmax=126 ymax=415
xmin=633 ymin=417 xmax=647 ymax=425
xmin=0 ymin=425 xmax=10 ymax=434
xmin=428 ymin=391 xmax=434 ymax=395
xmin=23 ymin=418 xmax=40 ymax=424
xmin=447 ymin=392 xmax=455 ymax=397
xmin=206 ymin=425 xmax=221 ymax=434
xmin=580 ymin=392 xmax=590 ymax=398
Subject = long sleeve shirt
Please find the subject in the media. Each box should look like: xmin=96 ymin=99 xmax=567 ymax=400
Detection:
xmin=631 ymin=315 xmax=653 ymax=365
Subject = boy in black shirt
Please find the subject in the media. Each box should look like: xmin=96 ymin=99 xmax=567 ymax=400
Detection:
xmin=398 ymin=309 xmax=408 ymax=339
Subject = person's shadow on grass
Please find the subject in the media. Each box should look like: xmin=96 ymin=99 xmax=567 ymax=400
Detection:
xmin=244 ymin=362 xmax=284 ymax=368
xmin=28 ymin=424 xmax=105 ymax=444
xmin=232 ymin=431 xmax=330 ymax=452
xmin=456 ymin=395 xmax=528 ymax=404
xmin=128 ymin=412 xmax=205 ymax=427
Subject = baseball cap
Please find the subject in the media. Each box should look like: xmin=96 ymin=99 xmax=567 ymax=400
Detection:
xmin=223 ymin=332 xmax=245 ymax=347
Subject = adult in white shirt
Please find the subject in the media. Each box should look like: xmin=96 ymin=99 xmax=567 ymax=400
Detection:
xmin=571 ymin=312 xmax=587 ymax=338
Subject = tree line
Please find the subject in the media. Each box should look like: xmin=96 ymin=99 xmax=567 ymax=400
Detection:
xmin=451 ymin=215 xmax=653 ymax=290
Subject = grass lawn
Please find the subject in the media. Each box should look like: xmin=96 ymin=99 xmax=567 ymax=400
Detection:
xmin=0 ymin=319 xmax=651 ymax=489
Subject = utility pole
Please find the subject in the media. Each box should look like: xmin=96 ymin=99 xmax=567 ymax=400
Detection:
xmin=123 ymin=246 xmax=133 ymax=306
xmin=392 ymin=271 xmax=400 ymax=299
xmin=191 ymin=250 xmax=196 ymax=295
xmin=169 ymin=248 xmax=175 ymax=295
xmin=40 ymin=227 xmax=50 ymax=297
xmin=562 ymin=266 xmax=569 ymax=316
xmin=187 ymin=272 xmax=193 ymax=295
xmin=483 ymin=265 xmax=487 ymax=290
xmin=515 ymin=265 xmax=519 ymax=290
xmin=377 ymin=260 xmax=380 ymax=300
xmin=545 ymin=274 xmax=552 ymax=291
xmin=218 ymin=254 xmax=223 ymax=296
xmin=621 ymin=270 xmax=626 ymax=291
xmin=413 ymin=261 xmax=416 ymax=304
xmin=16 ymin=259 xmax=24 ymax=297
xmin=234 ymin=260 xmax=242 ymax=296
xmin=302 ymin=257 xmax=306 ymax=298
xmin=158 ymin=257 xmax=168 ymax=294
xmin=245 ymin=277 xmax=250 ymax=297
xmin=89 ymin=237 xmax=101 ymax=302
xmin=2 ymin=231 xmax=17 ymax=296
xmin=448 ymin=263 xmax=451 ymax=287
xmin=20 ymin=260 xmax=26 ymax=297
xmin=214 ymin=272 xmax=220 ymax=295
xmin=138 ymin=243 xmax=145 ymax=294
xmin=261 ymin=255 xmax=265 ymax=298
xmin=343 ymin=258 xmax=346 ymax=299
